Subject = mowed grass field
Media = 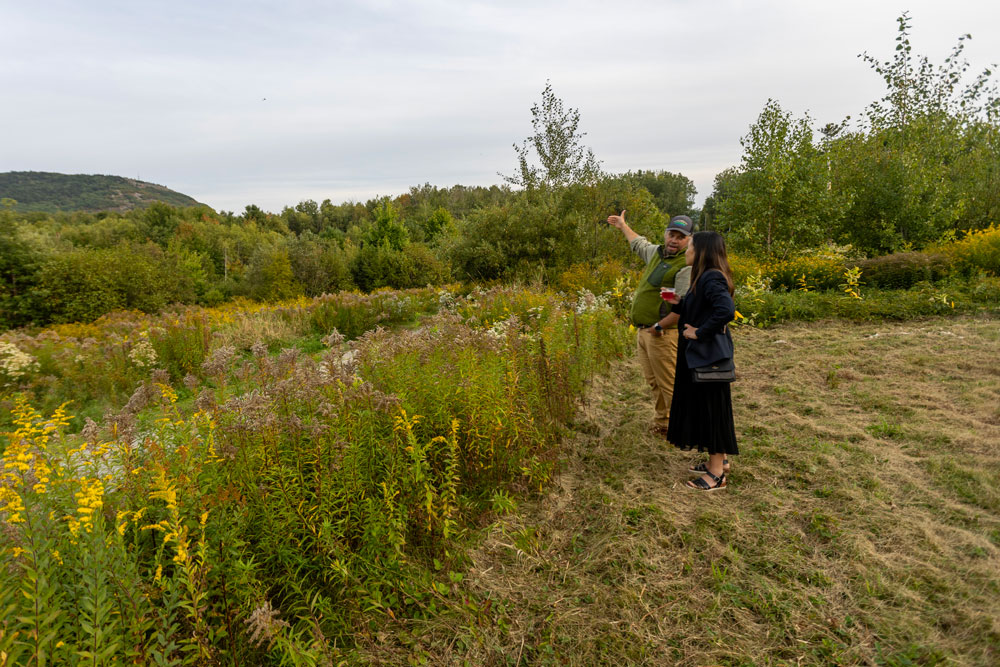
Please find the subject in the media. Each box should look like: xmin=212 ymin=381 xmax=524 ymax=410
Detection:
xmin=359 ymin=315 xmax=1000 ymax=666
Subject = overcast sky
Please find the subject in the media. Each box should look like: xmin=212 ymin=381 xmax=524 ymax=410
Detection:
xmin=2 ymin=0 xmax=998 ymax=213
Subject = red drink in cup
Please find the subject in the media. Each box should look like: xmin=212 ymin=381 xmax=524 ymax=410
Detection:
xmin=660 ymin=287 xmax=676 ymax=300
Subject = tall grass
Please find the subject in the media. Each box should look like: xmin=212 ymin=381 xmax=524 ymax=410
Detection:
xmin=0 ymin=288 xmax=441 ymax=430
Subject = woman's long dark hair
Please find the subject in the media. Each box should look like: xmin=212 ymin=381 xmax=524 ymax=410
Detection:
xmin=689 ymin=231 xmax=734 ymax=296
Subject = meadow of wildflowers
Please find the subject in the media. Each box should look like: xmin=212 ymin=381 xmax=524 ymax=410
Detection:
xmin=0 ymin=288 xmax=442 ymax=429
xmin=0 ymin=285 xmax=629 ymax=664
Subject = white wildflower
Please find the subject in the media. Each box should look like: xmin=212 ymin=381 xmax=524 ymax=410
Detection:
xmin=127 ymin=337 xmax=159 ymax=369
xmin=0 ymin=341 xmax=39 ymax=384
xmin=486 ymin=316 xmax=521 ymax=340
xmin=438 ymin=289 xmax=459 ymax=312
xmin=574 ymin=289 xmax=609 ymax=314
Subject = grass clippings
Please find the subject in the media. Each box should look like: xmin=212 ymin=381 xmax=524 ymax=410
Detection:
xmin=358 ymin=315 xmax=1000 ymax=666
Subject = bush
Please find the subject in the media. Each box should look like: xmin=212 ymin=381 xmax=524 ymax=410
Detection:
xmin=351 ymin=243 xmax=449 ymax=292
xmin=855 ymin=252 xmax=951 ymax=289
xmin=245 ymin=247 xmax=301 ymax=301
xmin=927 ymin=224 xmax=1000 ymax=277
xmin=402 ymin=243 xmax=451 ymax=286
xmin=34 ymin=244 xmax=190 ymax=324
xmin=308 ymin=288 xmax=438 ymax=340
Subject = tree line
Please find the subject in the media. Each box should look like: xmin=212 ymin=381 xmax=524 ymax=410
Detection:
xmin=708 ymin=13 xmax=999 ymax=258
xmin=0 ymin=166 xmax=697 ymax=329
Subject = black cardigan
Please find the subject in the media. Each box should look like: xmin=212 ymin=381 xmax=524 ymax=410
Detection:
xmin=671 ymin=269 xmax=736 ymax=367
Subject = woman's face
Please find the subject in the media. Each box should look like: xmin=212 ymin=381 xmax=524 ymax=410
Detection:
xmin=685 ymin=241 xmax=696 ymax=266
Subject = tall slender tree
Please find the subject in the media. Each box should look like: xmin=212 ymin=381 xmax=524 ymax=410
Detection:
xmin=502 ymin=81 xmax=602 ymax=190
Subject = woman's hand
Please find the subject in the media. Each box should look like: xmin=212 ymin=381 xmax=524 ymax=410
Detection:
xmin=682 ymin=324 xmax=698 ymax=340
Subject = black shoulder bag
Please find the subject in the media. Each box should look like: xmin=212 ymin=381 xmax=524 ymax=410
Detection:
xmin=691 ymin=326 xmax=736 ymax=383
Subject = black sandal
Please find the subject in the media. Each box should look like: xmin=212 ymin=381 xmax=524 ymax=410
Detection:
xmin=686 ymin=470 xmax=727 ymax=491
xmin=688 ymin=460 xmax=729 ymax=474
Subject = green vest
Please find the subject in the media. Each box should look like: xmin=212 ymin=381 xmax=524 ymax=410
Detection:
xmin=630 ymin=248 xmax=687 ymax=326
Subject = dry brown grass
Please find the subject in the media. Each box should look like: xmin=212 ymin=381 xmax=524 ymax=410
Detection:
xmin=212 ymin=309 xmax=302 ymax=351
xmin=357 ymin=315 xmax=1000 ymax=666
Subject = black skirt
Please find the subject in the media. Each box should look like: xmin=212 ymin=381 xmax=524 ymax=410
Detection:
xmin=666 ymin=336 xmax=739 ymax=456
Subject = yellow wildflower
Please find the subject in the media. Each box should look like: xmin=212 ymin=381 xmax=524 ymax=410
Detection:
xmin=74 ymin=478 xmax=105 ymax=533
xmin=149 ymin=472 xmax=178 ymax=509
xmin=0 ymin=488 xmax=25 ymax=524
xmin=156 ymin=383 xmax=178 ymax=404
xmin=173 ymin=539 xmax=190 ymax=564
xmin=140 ymin=519 xmax=170 ymax=533
xmin=116 ymin=509 xmax=131 ymax=536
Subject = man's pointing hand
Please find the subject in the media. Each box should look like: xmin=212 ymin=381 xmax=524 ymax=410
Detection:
xmin=606 ymin=209 xmax=626 ymax=229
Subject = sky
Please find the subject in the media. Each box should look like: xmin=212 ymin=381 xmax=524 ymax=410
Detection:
xmin=2 ymin=0 xmax=999 ymax=213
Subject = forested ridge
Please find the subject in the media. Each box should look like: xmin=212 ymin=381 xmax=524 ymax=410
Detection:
xmin=0 ymin=171 xmax=202 ymax=213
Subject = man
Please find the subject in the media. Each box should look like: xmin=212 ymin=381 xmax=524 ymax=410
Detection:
xmin=606 ymin=210 xmax=693 ymax=436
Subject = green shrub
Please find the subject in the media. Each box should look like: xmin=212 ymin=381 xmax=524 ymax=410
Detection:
xmin=308 ymin=289 xmax=437 ymax=340
xmin=34 ymin=244 xmax=191 ymax=324
xmin=350 ymin=243 xmax=449 ymax=292
xmin=402 ymin=243 xmax=451 ymax=286
xmin=855 ymin=252 xmax=951 ymax=289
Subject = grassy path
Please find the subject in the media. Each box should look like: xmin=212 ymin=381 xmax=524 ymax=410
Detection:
xmin=361 ymin=315 xmax=1000 ymax=666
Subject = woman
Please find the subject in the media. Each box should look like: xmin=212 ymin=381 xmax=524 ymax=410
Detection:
xmin=663 ymin=231 xmax=738 ymax=491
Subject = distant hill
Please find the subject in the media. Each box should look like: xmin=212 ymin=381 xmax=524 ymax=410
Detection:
xmin=0 ymin=171 xmax=205 ymax=213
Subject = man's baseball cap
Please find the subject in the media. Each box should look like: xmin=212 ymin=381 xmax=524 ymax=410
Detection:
xmin=665 ymin=215 xmax=694 ymax=236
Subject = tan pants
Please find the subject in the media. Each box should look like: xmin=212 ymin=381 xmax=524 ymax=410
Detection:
xmin=636 ymin=328 xmax=678 ymax=429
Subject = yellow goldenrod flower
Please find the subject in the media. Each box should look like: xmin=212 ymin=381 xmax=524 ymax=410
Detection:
xmin=73 ymin=478 xmax=104 ymax=533
xmin=156 ymin=383 xmax=178 ymax=404
xmin=141 ymin=519 xmax=170 ymax=533
xmin=149 ymin=472 xmax=178 ymax=509
xmin=0 ymin=488 xmax=25 ymax=523
xmin=173 ymin=541 xmax=189 ymax=564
